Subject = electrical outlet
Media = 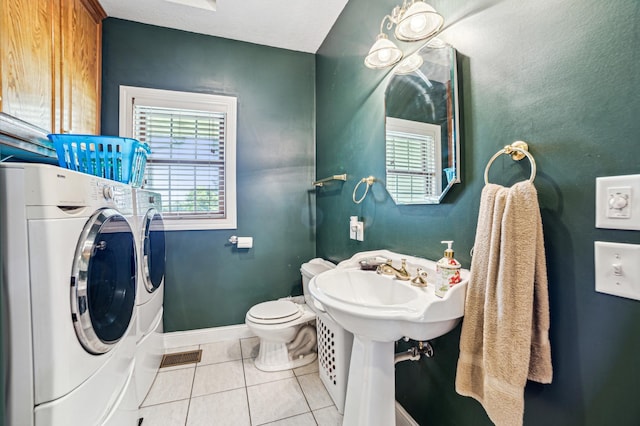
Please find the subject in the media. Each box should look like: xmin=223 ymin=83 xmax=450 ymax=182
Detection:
xmin=356 ymin=221 xmax=364 ymax=241
xmin=350 ymin=216 xmax=358 ymax=240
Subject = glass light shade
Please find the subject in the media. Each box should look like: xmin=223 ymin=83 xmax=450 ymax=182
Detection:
xmin=364 ymin=34 xmax=403 ymax=69
xmin=393 ymin=52 xmax=423 ymax=75
xmin=394 ymin=1 xmax=444 ymax=41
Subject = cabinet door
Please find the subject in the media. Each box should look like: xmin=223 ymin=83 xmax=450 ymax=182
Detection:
xmin=0 ymin=0 xmax=57 ymax=131
xmin=60 ymin=0 xmax=104 ymax=135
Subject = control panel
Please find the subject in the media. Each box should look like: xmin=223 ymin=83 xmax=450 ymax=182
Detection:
xmin=596 ymin=174 xmax=640 ymax=230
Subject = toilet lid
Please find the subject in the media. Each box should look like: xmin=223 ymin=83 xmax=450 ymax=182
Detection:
xmin=247 ymin=300 xmax=303 ymax=325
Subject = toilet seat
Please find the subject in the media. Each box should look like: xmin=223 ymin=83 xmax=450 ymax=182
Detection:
xmin=247 ymin=300 xmax=303 ymax=325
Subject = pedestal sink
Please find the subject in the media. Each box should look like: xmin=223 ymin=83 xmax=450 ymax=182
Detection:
xmin=309 ymin=250 xmax=469 ymax=426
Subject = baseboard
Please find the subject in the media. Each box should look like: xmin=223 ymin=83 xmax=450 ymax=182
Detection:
xmin=163 ymin=324 xmax=255 ymax=349
xmin=395 ymin=400 xmax=419 ymax=426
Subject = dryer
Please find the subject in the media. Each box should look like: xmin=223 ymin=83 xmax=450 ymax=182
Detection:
xmin=0 ymin=163 xmax=138 ymax=426
xmin=131 ymin=188 xmax=166 ymax=405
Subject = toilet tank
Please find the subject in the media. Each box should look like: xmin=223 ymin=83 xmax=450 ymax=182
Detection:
xmin=301 ymin=258 xmax=335 ymax=306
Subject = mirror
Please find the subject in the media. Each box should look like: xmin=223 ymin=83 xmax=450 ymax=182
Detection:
xmin=384 ymin=43 xmax=460 ymax=204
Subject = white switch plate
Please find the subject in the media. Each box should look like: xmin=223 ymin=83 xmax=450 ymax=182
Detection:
xmin=594 ymin=241 xmax=640 ymax=301
xmin=596 ymin=175 xmax=640 ymax=230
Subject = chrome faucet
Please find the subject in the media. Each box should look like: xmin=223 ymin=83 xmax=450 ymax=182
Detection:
xmin=376 ymin=258 xmax=411 ymax=281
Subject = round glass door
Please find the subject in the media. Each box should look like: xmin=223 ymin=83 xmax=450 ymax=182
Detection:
xmin=142 ymin=208 xmax=165 ymax=293
xmin=71 ymin=208 xmax=136 ymax=354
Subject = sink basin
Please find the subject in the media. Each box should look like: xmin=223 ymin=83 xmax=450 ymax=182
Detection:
xmin=309 ymin=251 xmax=469 ymax=342
xmin=309 ymin=250 xmax=469 ymax=426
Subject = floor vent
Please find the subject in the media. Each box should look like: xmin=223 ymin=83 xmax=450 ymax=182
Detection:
xmin=159 ymin=349 xmax=202 ymax=368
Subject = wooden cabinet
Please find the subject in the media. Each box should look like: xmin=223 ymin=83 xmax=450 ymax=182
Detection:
xmin=0 ymin=0 xmax=105 ymax=135
xmin=0 ymin=0 xmax=57 ymax=132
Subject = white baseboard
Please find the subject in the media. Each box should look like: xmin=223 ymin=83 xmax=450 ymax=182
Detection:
xmin=395 ymin=401 xmax=420 ymax=426
xmin=163 ymin=324 xmax=255 ymax=349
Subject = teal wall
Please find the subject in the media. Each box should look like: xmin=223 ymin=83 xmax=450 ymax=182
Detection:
xmin=101 ymin=19 xmax=317 ymax=330
xmin=317 ymin=0 xmax=640 ymax=425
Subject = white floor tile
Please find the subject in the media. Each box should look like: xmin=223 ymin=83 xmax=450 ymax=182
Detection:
xmin=191 ymin=360 xmax=245 ymax=397
xmin=199 ymin=340 xmax=242 ymax=365
xmin=313 ymin=405 xmax=344 ymax=426
xmin=261 ymin=412 xmax=317 ymax=426
xmin=293 ymin=359 xmax=319 ymax=376
xmin=243 ymin=357 xmax=294 ymax=387
xmin=139 ymin=399 xmax=189 ymax=426
xmin=139 ymin=337 xmax=343 ymax=426
xmin=186 ymin=388 xmax=250 ymax=426
xmin=240 ymin=337 xmax=260 ymax=359
xmin=142 ymin=367 xmax=195 ymax=406
xmin=297 ymin=373 xmax=334 ymax=410
xmin=247 ymin=378 xmax=310 ymax=425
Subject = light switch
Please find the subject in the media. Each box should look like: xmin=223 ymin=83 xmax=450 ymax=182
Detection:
xmin=594 ymin=241 xmax=640 ymax=301
xmin=596 ymin=175 xmax=640 ymax=230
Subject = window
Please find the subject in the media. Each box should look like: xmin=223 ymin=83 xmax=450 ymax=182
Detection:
xmin=385 ymin=117 xmax=442 ymax=204
xmin=120 ymin=86 xmax=237 ymax=230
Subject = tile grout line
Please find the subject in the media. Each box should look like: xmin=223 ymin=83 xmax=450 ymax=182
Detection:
xmin=294 ymin=371 xmax=318 ymax=425
xmin=182 ymin=345 xmax=201 ymax=426
xmin=239 ymin=338 xmax=254 ymax=425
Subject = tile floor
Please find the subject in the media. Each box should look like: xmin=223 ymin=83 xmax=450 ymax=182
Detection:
xmin=139 ymin=337 xmax=344 ymax=425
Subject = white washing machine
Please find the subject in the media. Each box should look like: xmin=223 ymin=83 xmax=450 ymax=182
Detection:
xmin=131 ymin=188 xmax=166 ymax=406
xmin=0 ymin=163 xmax=139 ymax=426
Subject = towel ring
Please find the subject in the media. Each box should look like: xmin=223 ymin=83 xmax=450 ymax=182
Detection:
xmin=484 ymin=141 xmax=537 ymax=185
xmin=353 ymin=176 xmax=376 ymax=204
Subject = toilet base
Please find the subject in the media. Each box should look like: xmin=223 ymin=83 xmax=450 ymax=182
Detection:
xmin=254 ymin=341 xmax=318 ymax=372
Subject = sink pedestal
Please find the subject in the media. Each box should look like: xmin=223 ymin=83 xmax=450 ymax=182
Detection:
xmin=308 ymin=251 xmax=470 ymax=426
xmin=343 ymin=336 xmax=396 ymax=426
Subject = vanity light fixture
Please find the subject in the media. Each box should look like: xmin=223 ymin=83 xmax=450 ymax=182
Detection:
xmin=393 ymin=52 xmax=424 ymax=75
xmin=364 ymin=34 xmax=404 ymax=69
xmin=364 ymin=0 xmax=444 ymax=70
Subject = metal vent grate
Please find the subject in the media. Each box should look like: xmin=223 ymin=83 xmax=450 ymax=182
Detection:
xmin=159 ymin=349 xmax=202 ymax=368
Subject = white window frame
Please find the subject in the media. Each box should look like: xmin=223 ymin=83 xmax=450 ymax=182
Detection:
xmin=385 ymin=117 xmax=442 ymax=204
xmin=119 ymin=85 xmax=237 ymax=231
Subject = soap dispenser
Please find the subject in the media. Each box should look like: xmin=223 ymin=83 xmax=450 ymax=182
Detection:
xmin=435 ymin=240 xmax=462 ymax=298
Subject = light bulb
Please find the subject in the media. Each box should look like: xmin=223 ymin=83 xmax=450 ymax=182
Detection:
xmin=410 ymin=15 xmax=427 ymax=33
xmin=377 ymin=48 xmax=392 ymax=63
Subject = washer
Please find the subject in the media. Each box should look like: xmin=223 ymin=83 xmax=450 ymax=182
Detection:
xmin=131 ymin=188 xmax=166 ymax=405
xmin=0 ymin=163 xmax=138 ymax=426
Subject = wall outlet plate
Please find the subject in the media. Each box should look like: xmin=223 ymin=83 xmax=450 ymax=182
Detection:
xmin=594 ymin=241 xmax=640 ymax=301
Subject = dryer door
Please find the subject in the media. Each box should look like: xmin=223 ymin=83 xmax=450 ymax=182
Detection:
xmin=71 ymin=208 xmax=137 ymax=354
xmin=142 ymin=208 xmax=165 ymax=293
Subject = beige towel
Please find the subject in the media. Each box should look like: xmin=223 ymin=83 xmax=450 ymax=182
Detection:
xmin=455 ymin=181 xmax=552 ymax=426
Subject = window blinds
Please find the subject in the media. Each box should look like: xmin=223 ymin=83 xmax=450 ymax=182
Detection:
xmin=386 ymin=130 xmax=438 ymax=203
xmin=133 ymin=104 xmax=227 ymax=218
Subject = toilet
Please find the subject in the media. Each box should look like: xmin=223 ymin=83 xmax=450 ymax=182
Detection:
xmin=245 ymin=258 xmax=335 ymax=372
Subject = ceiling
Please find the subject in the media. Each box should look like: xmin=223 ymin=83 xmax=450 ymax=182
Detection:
xmin=99 ymin=0 xmax=349 ymax=53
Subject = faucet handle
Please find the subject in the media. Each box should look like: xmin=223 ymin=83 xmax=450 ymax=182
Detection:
xmin=411 ymin=268 xmax=428 ymax=287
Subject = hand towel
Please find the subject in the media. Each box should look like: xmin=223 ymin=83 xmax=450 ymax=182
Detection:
xmin=455 ymin=181 xmax=552 ymax=426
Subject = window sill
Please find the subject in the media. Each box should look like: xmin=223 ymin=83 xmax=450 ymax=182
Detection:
xmin=163 ymin=217 xmax=237 ymax=232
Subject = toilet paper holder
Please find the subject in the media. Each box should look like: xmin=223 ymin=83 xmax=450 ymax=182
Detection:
xmin=228 ymin=236 xmax=253 ymax=249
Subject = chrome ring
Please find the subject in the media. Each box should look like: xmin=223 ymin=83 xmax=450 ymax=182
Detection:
xmin=142 ymin=208 xmax=165 ymax=293
xmin=70 ymin=208 xmax=136 ymax=354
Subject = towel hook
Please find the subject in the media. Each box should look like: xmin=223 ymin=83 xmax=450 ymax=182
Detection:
xmin=484 ymin=141 xmax=536 ymax=185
